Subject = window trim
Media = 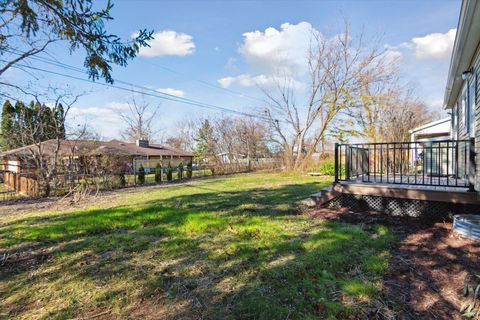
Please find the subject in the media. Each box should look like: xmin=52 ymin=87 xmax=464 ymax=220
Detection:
xmin=468 ymin=72 xmax=476 ymax=136
xmin=461 ymin=84 xmax=467 ymax=128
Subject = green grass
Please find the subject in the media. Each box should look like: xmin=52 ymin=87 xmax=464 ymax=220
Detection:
xmin=0 ymin=173 xmax=394 ymax=319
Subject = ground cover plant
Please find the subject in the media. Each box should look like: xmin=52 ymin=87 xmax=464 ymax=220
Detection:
xmin=0 ymin=173 xmax=394 ymax=319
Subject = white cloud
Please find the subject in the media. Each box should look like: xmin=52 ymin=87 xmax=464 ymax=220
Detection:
xmin=105 ymin=102 xmax=130 ymax=111
xmin=382 ymin=48 xmax=403 ymax=63
xmin=387 ymin=29 xmax=456 ymax=61
xmin=156 ymin=87 xmax=186 ymax=98
xmin=218 ymin=73 xmax=304 ymax=90
xmin=136 ymin=30 xmax=195 ymax=57
xmin=67 ymin=102 xmax=126 ymax=138
xmin=412 ymin=29 xmax=456 ymax=60
xmin=218 ymin=74 xmax=273 ymax=88
xmin=239 ymin=22 xmax=315 ymax=76
xmin=218 ymin=76 xmax=236 ymax=88
xmin=225 ymin=57 xmax=238 ymax=71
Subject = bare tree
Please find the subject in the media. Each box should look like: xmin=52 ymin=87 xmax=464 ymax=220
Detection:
xmin=120 ymin=96 xmax=160 ymax=142
xmin=202 ymin=114 xmax=269 ymax=164
xmin=263 ymin=23 xmax=388 ymax=171
xmin=164 ymin=119 xmax=198 ymax=152
xmin=380 ymin=88 xmax=439 ymax=142
xmin=13 ymin=89 xmax=82 ymax=196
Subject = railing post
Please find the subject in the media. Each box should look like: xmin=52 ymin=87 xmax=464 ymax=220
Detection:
xmin=345 ymin=145 xmax=350 ymax=180
xmin=334 ymin=143 xmax=339 ymax=182
xmin=468 ymin=137 xmax=475 ymax=192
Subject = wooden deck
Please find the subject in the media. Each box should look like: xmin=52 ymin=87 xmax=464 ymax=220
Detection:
xmin=332 ymin=182 xmax=478 ymax=205
xmin=343 ymin=174 xmax=469 ymax=191
xmin=309 ymin=175 xmax=479 ymax=207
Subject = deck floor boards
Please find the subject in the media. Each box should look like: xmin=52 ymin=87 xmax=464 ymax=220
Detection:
xmin=340 ymin=174 xmax=469 ymax=192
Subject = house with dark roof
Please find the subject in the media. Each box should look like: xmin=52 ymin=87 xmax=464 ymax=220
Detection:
xmin=0 ymin=139 xmax=194 ymax=194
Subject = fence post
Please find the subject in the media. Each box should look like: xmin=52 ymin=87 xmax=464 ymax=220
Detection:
xmin=468 ymin=137 xmax=475 ymax=192
xmin=334 ymin=143 xmax=339 ymax=182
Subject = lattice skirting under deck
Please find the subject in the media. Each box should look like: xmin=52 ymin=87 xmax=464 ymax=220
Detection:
xmin=326 ymin=193 xmax=480 ymax=218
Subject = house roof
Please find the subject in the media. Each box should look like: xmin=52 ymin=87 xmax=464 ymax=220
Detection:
xmin=443 ymin=0 xmax=480 ymax=108
xmin=409 ymin=117 xmax=451 ymax=134
xmin=0 ymin=139 xmax=194 ymax=158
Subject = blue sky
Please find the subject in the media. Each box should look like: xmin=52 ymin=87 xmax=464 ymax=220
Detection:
xmin=3 ymin=0 xmax=461 ymax=139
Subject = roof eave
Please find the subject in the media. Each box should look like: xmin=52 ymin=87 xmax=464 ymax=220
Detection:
xmin=443 ymin=0 xmax=480 ymax=109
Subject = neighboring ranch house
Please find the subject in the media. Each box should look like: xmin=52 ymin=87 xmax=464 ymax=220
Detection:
xmin=0 ymin=139 xmax=193 ymax=194
xmin=409 ymin=118 xmax=452 ymax=143
xmin=311 ymin=0 xmax=480 ymax=216
xmin=409 ymin=118 xmax=453 ymax=177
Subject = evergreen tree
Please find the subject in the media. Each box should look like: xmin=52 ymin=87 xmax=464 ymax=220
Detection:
xmin=4 ymin=100 xmax=68 ymax=150
xmin=166 ymin=162 xmax=173 ymax=181
xmin=177 ymin=162 xmax=184 ymax=180
xmin=195 ymin=119 xmax=216 ymax=162
xmin=155 ymin=162 xmax=162 ymax=183
xmin=137 ymin=165 xmax=146 ymax=185
xmin=0 ymin=100 xmax=15 ymax=151
xmin=186 ymin=160 xmax=193 ymax=179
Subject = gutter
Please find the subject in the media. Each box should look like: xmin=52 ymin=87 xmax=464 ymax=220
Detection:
xmin=443 ymin=0 xmax=480 ymax=109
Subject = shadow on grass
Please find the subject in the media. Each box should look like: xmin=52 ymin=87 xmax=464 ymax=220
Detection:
xmin=312 ymin=209 xmax=480 ymax=319
xmin=0 ymin=180 xmax=394 ymax=319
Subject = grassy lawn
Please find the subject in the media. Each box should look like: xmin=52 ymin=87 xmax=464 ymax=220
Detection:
xmin=0 ymin=173 xmax=394 ymax=319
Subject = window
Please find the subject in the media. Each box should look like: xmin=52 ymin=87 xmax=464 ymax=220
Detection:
xmin=459 ymin=86 xmax=468 ymax=128
xmin=452 ymin=105 xmax=458 ymax=139
xmin=468 ymin=73 xmax=476 ymax=136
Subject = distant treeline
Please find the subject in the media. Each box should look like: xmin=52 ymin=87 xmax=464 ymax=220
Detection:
xmin=1 ymin=100 xmax=66 ymax=151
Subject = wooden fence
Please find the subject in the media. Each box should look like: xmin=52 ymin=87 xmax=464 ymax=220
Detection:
xmin=2 ymin=172 xmax=39 ymax=196
xmin=0 ymin=160 xmax=283 ymax=200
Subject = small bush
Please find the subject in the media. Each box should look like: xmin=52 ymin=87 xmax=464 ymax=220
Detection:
xmin=461 ymin=274 xmax=480 ymax=318
xmin=186 ymin=160 xmax=193 ymax=179
xmin=155 ymin=162 xmax=162 ymax=183
xmin=178 ymin=162 xmax=184 ymax=180
xmin=166 ymin=162 xmax=173 ymax=181
xmin=137 ymin=165 xmax=146 ymax=185
xmin=119 ymin=173 xmax=126 ymax=187
xmin=320 ymin=160 xmax=345 ymax=176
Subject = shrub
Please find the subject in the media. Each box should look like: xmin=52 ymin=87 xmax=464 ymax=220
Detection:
xmin=119 ymin=173 xmax=126 ymax=187
xmin=137 ymin=165 xmax=145 ymax=185
xmin=186 ymin=160 xmax=193 ymax=179
xmin=154 ymin=162 xmax=162 ymax=183
xmin=461 ymin=274 xmax=480 ymax=318
xmin=166 ymin=162 xmax=173 ymax=181
xmin=320 ymin=160 xmax=345 ymax=176
xmin=178 ymin=162 xmax=184 ymax=180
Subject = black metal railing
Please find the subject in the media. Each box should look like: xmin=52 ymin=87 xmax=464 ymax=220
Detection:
xmin=334 ymin=139 xmax=475 ymax=191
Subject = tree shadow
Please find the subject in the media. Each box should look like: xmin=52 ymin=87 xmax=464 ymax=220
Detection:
xmin=2 ymin=180 xmax=397 ymax=319
xmin=312 ymin=209 xmax=480 ymax=319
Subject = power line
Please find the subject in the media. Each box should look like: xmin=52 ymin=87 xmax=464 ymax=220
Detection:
xmin=6 ymin=47 xmax=267 ymax=104
xmin=137 ymin=59 xmax=267 ymax=104
xmin=5 ymin=49 xmax=277 ymax=121
xmin=5 ymin=58 xmax=276 ymax=122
